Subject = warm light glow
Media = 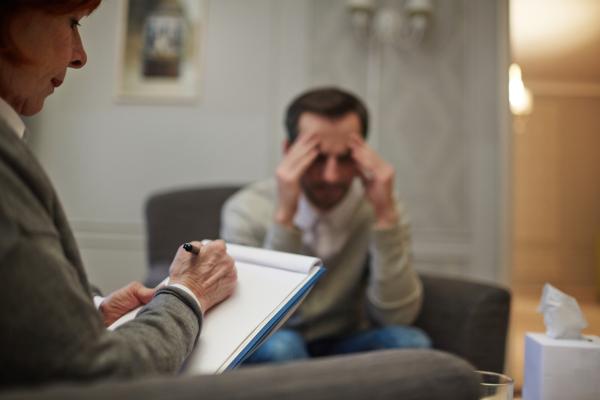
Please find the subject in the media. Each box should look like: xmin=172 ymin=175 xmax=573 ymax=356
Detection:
xmin=510 ymin=0 xmax=600 ymax=61
xmin=509 ymin=63 xmax=533 ymax=116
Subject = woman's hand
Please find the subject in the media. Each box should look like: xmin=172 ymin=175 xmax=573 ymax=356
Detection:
xmin=99 ymin=282 xmax=156 ymax=327
xmin=169 ymin=240 xmax=237 ymax=313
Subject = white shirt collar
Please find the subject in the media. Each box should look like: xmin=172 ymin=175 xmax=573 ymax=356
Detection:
xmin=294 ymin=179 xmax=364 ymax=231
xmin=293 ymin=179 xmax=364 ymax=260
xmin=0 ymin=97 xmax=26 ymax=139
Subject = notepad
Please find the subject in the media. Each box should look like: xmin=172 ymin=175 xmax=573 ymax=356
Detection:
xmin=109 ymin=243 xmax=325 ymax=374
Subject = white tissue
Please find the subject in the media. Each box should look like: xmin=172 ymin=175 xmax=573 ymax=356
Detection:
xmin=537 ymin=283 xmax=588 ymax=339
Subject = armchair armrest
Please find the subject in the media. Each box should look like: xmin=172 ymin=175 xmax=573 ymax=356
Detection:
xmin=414 ymin=274 xmax=511 ymax=372
xmin=0 ymin=350 xmax=479 ymax=400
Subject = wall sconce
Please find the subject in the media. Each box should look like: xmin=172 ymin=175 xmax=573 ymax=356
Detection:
xmin=347 ymin=0 xmax=434 ymax=49
xmin=509 ymin=63 xmax=533 ymax=116
xmin=348 ymin=0 xmax=376 ymax=34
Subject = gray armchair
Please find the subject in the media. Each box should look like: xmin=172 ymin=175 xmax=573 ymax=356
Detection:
xmin=143 ymin=185 xmax=511 ymax=373
xmin=415 ymin=274 xmax=510 ymax=373
xmin=0 ymin=350 xmax=479 ymax=400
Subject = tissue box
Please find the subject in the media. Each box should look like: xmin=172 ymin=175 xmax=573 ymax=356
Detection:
xmin=523 ymin=332 xmax=600 ymax=400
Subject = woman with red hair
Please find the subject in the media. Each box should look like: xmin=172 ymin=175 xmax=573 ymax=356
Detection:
xmin=0 ymin=1 xmax=237 ymax=388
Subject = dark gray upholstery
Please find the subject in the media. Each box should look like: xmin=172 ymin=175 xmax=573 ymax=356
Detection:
xmin=0 ymin=350 xmax=479 ymax=400
xmin=143 ymin=185 xmax=511 ymax=373
xmin=415 ymin=274 xmax=511 ymax=373
xmin=144 ymin=185 xmax=241 ymax=286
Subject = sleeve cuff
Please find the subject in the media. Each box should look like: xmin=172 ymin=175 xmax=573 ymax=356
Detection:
xmin=168 ymin=283 xmax=204 ymax=316
xmin=93 ymin=295 xmax=105 ymax=310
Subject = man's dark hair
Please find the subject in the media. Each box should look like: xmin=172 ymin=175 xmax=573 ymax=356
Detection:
xmin=284 ymin=87 xmax=369 ymax=142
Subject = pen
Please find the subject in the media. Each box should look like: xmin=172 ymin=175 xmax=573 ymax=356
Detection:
xmin=183 ymin=242 xmax=200 ymax=255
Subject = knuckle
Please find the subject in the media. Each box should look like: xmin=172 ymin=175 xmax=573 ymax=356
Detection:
xmin=203 ymin=246 xmax=216 ymax=256
xmin=220 ymin=255 xmax=234 ymax=269
xmin=226 ymin=260 xmax=235 ymax=273
xmin=213 ymin=240 xmax=226 ymax=252
xmin=226 ymin=282 xmax=235 ymax=294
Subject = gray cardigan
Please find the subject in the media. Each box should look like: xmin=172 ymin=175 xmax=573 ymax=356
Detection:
xmin=0 ymin=121 xmax=201 ymax=388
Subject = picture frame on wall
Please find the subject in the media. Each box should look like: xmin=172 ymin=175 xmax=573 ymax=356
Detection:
xmin=115 ymin=0 xmax=207 ymax=103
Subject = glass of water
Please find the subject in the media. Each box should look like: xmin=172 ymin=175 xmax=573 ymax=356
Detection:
xmin=476 ymin=370 xmax=514 ymax=400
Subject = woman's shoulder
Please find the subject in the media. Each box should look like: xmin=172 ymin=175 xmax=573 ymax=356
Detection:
xmin=0 ymin=140 xmax=60 ymax=241
xmin=0 ymin=203 xmax=20 ymax=262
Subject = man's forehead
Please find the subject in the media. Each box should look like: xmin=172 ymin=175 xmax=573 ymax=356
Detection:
xmin=298 ymin=112 xmax=361 ymax=153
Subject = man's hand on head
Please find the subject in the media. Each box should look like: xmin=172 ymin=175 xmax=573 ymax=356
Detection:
xmin=348 ymin=133 xmax=399 ymax=228
xmin=274 ymin=131 xmax=320 ymax=227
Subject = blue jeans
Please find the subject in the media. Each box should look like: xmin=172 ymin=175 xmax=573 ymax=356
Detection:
xmin=243 ymin=326 xmax=431 ymax=365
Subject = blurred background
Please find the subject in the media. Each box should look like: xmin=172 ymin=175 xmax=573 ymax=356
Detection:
xmin=24 ymin=0 xmax=599 ymax=393
xmin=511 ymin=0 xmax=600 ymax=300
xmin=509 ymin=0 xmax=600 ymax=392
xmin=28 ymin=0 xmax=509 ymax=292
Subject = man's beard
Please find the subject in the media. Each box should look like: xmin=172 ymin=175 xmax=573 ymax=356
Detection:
xmin=302 ymin=181 xmax=352 ymax=211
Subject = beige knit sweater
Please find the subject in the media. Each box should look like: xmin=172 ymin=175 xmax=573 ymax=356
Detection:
xmin=221 ymin=179 xmax=423 ymax=342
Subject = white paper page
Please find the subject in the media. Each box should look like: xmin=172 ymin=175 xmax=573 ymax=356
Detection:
xmin=227 ymin=243 xmax=320 ymax=274
xmin=183 ymin=260 xmax=306 ymax=374
xmin=215 ymin=267 xmax=320 ymax=373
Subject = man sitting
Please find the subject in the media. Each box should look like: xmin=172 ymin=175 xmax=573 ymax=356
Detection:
xmin=221 ymin=87 xmax=431 ymax=363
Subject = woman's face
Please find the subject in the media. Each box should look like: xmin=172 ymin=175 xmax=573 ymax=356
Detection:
xmin=0 ymin=9 xmax=88 ymax=116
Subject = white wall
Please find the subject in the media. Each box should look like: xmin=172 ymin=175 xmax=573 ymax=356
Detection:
xmin=305 ymin=0 xmax=510 ymax=282
xmin=27 ymin=0 xmax=509 ymax=292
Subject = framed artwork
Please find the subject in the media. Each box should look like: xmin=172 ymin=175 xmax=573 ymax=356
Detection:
xmin=116 ymin=0 xmax=207 ymax=103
